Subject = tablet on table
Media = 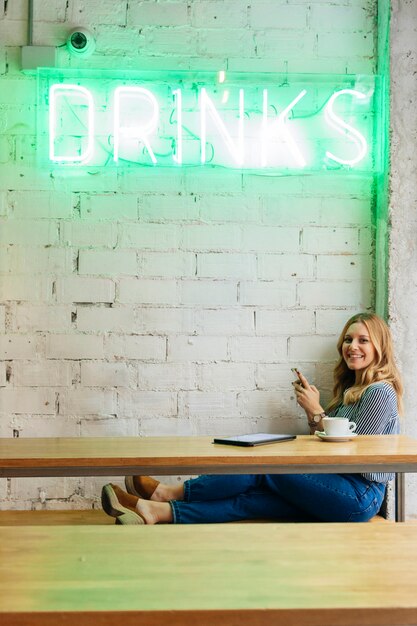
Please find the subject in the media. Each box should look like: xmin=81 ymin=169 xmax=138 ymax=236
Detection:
xmin=212 ymin=433 xmax=296 ymax=447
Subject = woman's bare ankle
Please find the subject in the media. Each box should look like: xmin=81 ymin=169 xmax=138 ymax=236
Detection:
xmin=136 ymin=500 xmax=173 ymax=524
xmin=152 ymin=482 xmax=184 ymax=502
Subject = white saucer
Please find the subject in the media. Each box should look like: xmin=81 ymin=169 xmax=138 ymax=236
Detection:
xmin=315 ymin=431 xmax=358 ymax=442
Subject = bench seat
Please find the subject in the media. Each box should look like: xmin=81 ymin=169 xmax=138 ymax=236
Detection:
xmin=0 ymin=508 xmax=114 ymax=526
xmin=0 ymin=522 xmax=416 ymax=626
xmin=0 ymin=508 xmax=390 ymax=525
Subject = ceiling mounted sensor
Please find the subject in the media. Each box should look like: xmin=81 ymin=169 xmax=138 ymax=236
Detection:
xmin=67 ymin=28 xmax=96 ymax=57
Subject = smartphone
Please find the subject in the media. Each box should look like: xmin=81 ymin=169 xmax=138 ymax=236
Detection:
xmin=291 ymin=367 xmax=304 ymax=387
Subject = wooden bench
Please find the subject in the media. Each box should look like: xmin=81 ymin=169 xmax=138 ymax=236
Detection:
xmin=0 ymin=522 xmax=416 ymax=626
xmin=0 ymin=508 xmax=114 ymax=526
xmin=0 ymin=508 xmax=390 ymax=526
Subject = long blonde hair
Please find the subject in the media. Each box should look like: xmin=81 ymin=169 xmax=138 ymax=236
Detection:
xmin=326 ymin=313 xmax=403 ymax=414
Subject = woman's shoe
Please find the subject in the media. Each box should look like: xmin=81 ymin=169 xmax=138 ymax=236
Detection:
xmin=101 ymin=484 xmax=145 ymax=525
xmin=125 ymin=475 xmax=160 ymax=499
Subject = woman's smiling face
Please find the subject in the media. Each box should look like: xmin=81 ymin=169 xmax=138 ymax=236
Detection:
xmin=342 ymin=321 xmax=376 ymax=374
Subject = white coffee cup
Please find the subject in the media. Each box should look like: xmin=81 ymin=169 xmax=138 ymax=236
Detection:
xmin=322 ymin=417 xmax=357 ymax=437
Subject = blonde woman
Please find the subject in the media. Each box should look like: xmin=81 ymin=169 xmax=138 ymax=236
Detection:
xmin=102 ymin=313 xmax=403 ymax=524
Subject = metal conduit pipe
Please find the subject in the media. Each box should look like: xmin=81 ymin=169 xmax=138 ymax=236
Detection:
xmin=28 ymin=0 xmax=34 ymax=45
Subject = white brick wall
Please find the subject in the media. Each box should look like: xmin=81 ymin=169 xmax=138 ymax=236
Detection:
xmin=136 ymin=307 xmax=196 ymax=334
xmin=0 ymin=305 xmax=5 ymax=332
xmin=192 ymin=1 xmax=248 ymax=29
xmin=198 ymin=363 xmax=255 ymax=391
xmin=0 ymin=389 xmax=57 ymax=414
xmin=317 ymin=32 xmax=374 ymax=58
xmin=56 ymin=277 xmax=115 ymax=303
xmin=61 ymin=222 xmax=118 ymax=248
xmin=76 ymin=306 xmax=136 ymax=332
xmin=9 ymin=191 xmax=73 ymax=219
xmin=105 ymin=334 xmax=166 ymax=360
xmin=250 ymin=3 xmax=307 ymax=29
xmin=128 ymin=2 xmax=189 ymax=27
xmin=118 ymin=391 xmax=177 ymax=417
xmin=138 ymin=252 xmax=196 ymax=278
xmin=289 ymin=335 xmax=339 ymax=362
xmin=0 ymin=0 xmax=378 ymax=509
xmin=182 ymin=224 xmax=243 ymax=251
xmin=298 ymin=280 xmax=371 ymax=308
xmin=120 ymin=223 xmax=179 ymax=249
xmin=138 ymin=362 xmax=197 ymax=391
xmin=239 ymin=282 xmax=297 ymax=307
xmin=119 ymin=278 xmax=177 ymax=304
xmin=80 ymin=193 xmax=138 ymax=220
xmin=81 ymin=361 xmax=135 ymax=388
xmin=256 ymin=310 xmax=315 ymax=335
xmin=197 ymin=253 xmax=257 ymax=279
xmin=12 ymin=361 xmax=76 ymax=387
xmin=15 ymin=305 xmax=73 ymax=332
xmin=59 ymin=389 xmax=117 ymax=416
xmin=180 ymin=280 xmax=237 ymax=306
xmin=302 ymin=227 xmax=360 ymax=254
xmin=390 ymin=0 xmax=417 ymax=518
xmin=229 ymin=336 xmax=288 ymax=363
xmin=195 ymin=309 xmax=254 ymax=334
xmin=46 ymin=334 xmax=104 ymax=360
xmin=0 ymin=276 xmax=52 ymax=302
xmin=168 ymin=336 xmax=228 ymax=362
xmin=0 ymin=335 xmax=44 ymax=360
xmin=78 ymin=250 xmax=137 ymax=276
xmin=0 ymin=220 xmax=59 ymax=245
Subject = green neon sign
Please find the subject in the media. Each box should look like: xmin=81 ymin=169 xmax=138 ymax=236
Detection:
xmin=37 ymin=69 xmax=383 ymax=173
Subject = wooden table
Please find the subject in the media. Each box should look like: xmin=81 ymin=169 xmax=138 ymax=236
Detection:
xmin=1 ymin=434 xmax=417 ymax=520
xmin=1 ymin=522 xmax=417 ymax=626
xmin=1 ymin=434 xmax=417 ymax=476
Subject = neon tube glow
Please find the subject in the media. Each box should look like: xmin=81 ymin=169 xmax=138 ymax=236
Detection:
xmin=49 ymin=84 xmax=94 ymax=164
xmin=324 ymin=89 xmax=368 ymax=166
xmin=38 ymin=70 xmax=379 ymax=172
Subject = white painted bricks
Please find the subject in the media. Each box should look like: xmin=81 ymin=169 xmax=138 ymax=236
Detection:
xmin=390 ymin=0 xmax=417 ymax=518
xmin=0 ymin=0 xmax=378 ymax=510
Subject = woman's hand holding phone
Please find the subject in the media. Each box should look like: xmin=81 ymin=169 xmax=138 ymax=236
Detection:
xmin=291 ymin=367 xmax=303 ymax=387
xmin=291 ymin=368 xmax=323 ymax=416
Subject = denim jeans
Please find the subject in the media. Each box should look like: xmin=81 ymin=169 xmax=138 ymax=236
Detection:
xmin=170 ymin=473 xmax=386 ymax=524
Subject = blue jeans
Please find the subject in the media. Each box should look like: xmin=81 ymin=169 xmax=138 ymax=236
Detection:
xmin=170 ymin=474 xmax=386 ymax=524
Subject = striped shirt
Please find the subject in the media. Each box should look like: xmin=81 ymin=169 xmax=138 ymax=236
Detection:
xmin=327 ymin=382 xmax=399 ymax=483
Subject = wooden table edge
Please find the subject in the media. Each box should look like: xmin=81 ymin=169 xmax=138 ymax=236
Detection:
xmin=2 ymin=607 xmax=417 ymax=626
